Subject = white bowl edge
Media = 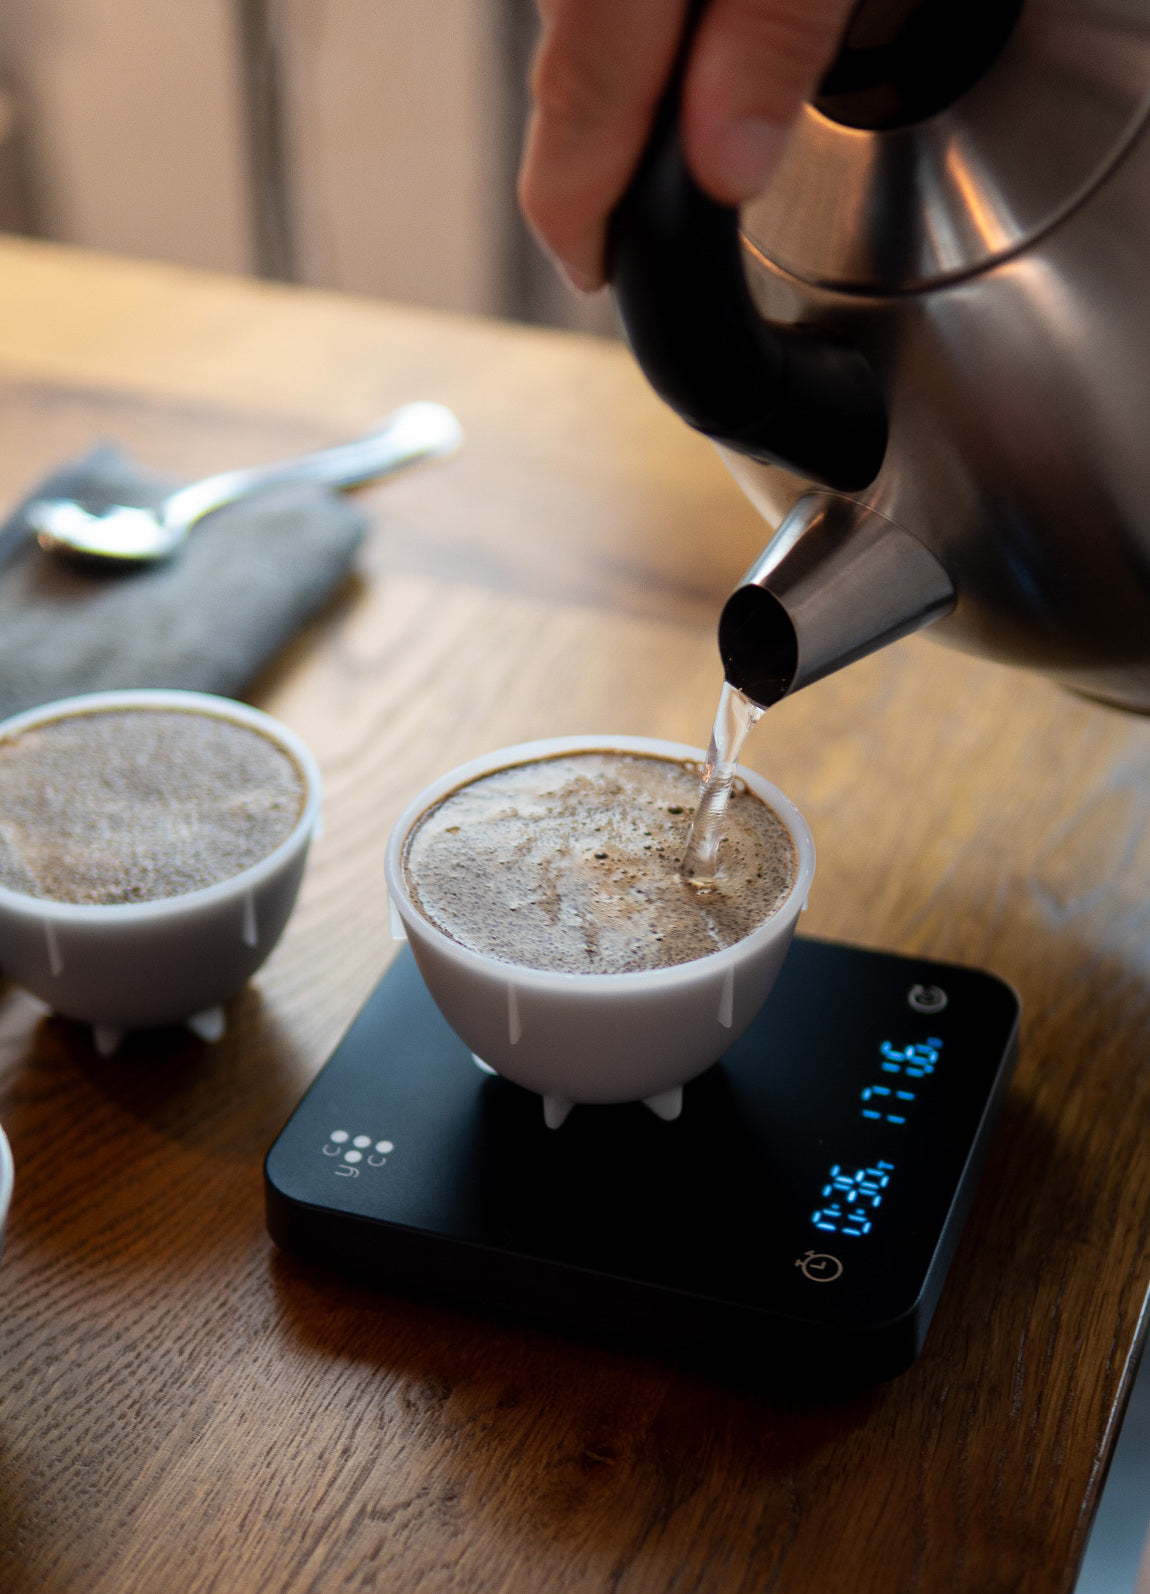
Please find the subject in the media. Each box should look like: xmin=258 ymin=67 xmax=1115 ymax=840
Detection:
xmin=383 ymin=733 xmax=816 ymax=992
xmin=0 ymin=689 xmax=323 ymax=924
xmin=0 ymin=1123 xmax=12 ymax=1253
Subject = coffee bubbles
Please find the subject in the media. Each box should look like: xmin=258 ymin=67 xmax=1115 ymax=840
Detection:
xmin=0 ymin=708 xmax=305 ymax=905
xmin=386 ymin=736 xmax=815 ymax=1114
xmin=402 ymin=751 xmax=797 ymax=975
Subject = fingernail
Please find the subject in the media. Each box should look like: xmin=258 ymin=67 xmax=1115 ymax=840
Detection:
xmin=527 ymin=226 xmax=602 ymax=294
xmin=557 ymin=258 xmax=602 ymax=295
xmin=714 ymin=117 xmax=789 ymax=202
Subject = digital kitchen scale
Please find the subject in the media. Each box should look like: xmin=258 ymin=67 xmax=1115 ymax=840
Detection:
xmin=265 ymin=938 xmax=1019 ymax=1385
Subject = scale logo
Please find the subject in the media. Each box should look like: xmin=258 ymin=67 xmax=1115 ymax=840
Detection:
xmin=795 ymin=1250 xmax=843 ymax=1283
xmin=322 ymin=1129 xmax=395 ymax=1178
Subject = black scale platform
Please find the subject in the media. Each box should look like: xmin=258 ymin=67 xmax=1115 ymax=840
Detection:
xmin=266 ymin=937 xmax=1019 ymax=1385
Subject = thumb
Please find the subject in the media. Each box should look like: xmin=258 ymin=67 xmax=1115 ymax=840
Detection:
xmin=682 ymin=0 xmax=856 ymax=203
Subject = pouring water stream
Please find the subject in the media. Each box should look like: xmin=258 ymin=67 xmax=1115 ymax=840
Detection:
xmin=679 ymin=682 xmax=765 ymax=883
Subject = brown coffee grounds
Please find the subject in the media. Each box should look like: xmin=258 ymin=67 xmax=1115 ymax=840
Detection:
xmin=403 ymin=751 xmax=797 ymax=975
xmin=0 ymin=708 xmax=305 ymax=904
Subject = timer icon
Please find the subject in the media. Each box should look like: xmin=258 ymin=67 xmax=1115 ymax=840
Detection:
xmin=796 ymin=1250 xmax=843 ymax=1283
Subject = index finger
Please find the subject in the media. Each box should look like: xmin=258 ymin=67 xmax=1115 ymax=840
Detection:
xmin=518 ymin=0 xmax=692 ymax=291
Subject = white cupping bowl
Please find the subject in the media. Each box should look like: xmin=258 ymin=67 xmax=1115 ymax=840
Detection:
xmin=0 ymin=690 xmax=321 ymax=1049
xmin=384 ymin=735 xmax=815 ymax=1127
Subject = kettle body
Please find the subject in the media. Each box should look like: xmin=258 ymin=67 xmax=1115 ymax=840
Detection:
xmin=609 ymin=0 xmax=1150 ymax=711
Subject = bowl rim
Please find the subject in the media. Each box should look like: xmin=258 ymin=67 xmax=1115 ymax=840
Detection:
xmin=384 ymin=733 xmax=816 ymax=992
xmin=0 ymin=1122 xmax=12 ymax=1235
xmin=0 ymin=689 xmax=322 ymax=923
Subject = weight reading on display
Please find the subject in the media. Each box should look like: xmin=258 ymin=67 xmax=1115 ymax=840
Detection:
xmin=861 ymin=1036 xmax=942 ymax=1124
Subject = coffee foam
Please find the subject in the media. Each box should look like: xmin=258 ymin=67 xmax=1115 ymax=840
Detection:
xmin=402 ymin=751 xmax=797 ymax=975
xmin=0 ymin=707 xmax=306 ymax=905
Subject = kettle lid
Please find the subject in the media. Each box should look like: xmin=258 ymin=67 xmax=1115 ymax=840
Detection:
xmin=743 ymin=0 xmax=1150 ymax=293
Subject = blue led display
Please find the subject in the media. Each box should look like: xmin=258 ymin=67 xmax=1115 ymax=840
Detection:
xmin=811 ymin=1161 xmax=894 ymax=1237
xmin=860 ymin=1083 xmax=915 ymax=1124
xmin=880 ymin=1038 xmax=941 ymax=1076
xmin=810 ymin=1035 xmax=944 ymax=1239
xmin=861 ymin=1036 xmax=942 ymax=1123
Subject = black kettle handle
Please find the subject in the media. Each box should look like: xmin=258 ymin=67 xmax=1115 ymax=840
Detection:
xmin=605 ymin=53 xmax=888 ymax=492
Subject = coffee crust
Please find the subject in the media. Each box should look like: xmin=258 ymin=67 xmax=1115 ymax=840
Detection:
xmin=0 ymin=708 xmax=305 ymax=904
xmin=403 ymin=752 xmax=797 ymax=975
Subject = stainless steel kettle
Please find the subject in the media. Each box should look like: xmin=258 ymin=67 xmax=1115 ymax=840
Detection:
xmin=608 ymin=0 xmax=1150 ymax=711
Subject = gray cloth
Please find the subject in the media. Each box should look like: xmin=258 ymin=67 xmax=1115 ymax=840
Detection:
xmin=0 ymin=444 xmax=367 ymax=720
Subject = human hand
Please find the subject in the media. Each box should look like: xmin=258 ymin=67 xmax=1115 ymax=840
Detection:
xmin=518 ymin=0 xmax=857 ymax=292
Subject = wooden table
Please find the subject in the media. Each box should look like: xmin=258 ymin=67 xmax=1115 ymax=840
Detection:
xmin=0 ymin=236 xmax=1146 ymax=1594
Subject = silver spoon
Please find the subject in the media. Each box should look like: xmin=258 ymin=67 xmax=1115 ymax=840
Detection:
xmin=25 ymin=400 xmax=463 ymax=566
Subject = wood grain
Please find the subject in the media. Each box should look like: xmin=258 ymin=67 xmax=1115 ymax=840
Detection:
xmin=0 ymin=238 xmax=1146 ymax=1594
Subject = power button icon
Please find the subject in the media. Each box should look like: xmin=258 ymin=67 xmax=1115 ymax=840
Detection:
xmin=908 ymin=984 xmax=947 ymax=1014
xmin=796 ymin=1250 xmax=843 ymax=1283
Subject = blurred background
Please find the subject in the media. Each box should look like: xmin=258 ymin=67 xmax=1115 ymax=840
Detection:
xmin=0 ymin=0 xmax=616 ymax=333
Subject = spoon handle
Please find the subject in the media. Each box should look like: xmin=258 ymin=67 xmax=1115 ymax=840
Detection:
xmin=162 ymin=401 xmax=463 ymax=530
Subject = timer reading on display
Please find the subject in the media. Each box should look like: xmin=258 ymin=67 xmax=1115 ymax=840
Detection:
xmin=808 ymin=1034 xmax=946 ymax=1243
xmin=811 ymin=1161 xmax=894 ymax=1237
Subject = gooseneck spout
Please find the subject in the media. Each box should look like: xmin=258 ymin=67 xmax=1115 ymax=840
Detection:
xmin=719 ymin=494 xmax=956 ymax=708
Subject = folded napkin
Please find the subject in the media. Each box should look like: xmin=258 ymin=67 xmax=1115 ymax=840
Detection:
xmin=0 ymin=443 xmax=368 ymax=721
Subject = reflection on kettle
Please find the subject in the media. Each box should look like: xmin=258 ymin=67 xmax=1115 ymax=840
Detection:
xmin=609 ymin=0 xmax=1150 ymax=711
